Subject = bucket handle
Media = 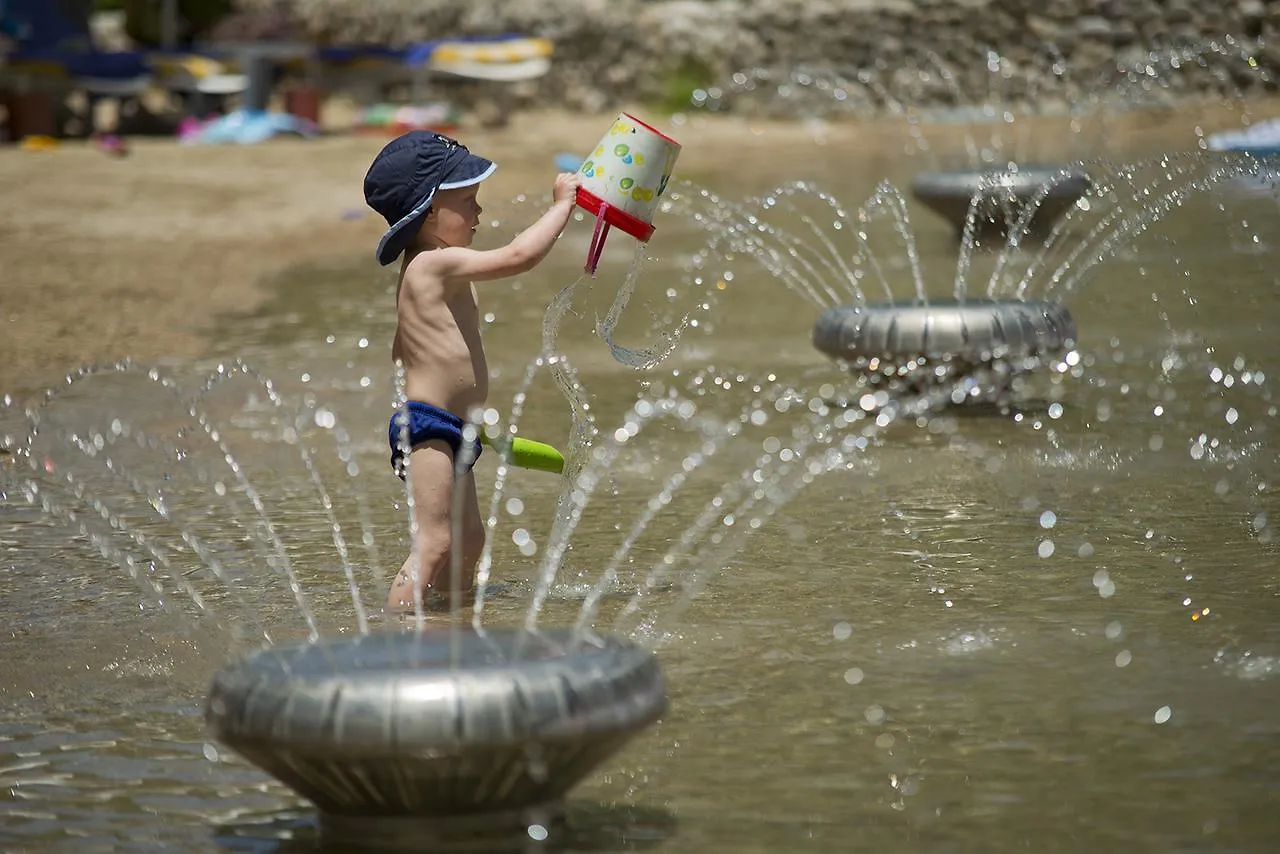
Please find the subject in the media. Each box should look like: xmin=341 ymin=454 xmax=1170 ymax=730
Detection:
xmin=585 ymin=207 xmax=611 ymax=277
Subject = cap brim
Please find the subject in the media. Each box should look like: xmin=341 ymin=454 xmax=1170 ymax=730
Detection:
xmin=374 ymin=158 xmax=497 ymax=266
xmin=440 ymin=156 xmax=496 ymax=191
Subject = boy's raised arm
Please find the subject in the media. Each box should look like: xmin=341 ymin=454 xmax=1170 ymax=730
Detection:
xmin=438 ymin=174 xmax=580 ymax=282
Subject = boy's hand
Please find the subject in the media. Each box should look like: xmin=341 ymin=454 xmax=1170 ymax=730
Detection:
xmin=553 ymin=172 xmax=581 ymax=204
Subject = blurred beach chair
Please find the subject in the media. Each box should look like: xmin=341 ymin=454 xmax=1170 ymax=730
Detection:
xmin=419 ymin=35 xmax=553 ymax=82
xmin=166 ymin=42 xmax=320 ymax=145
xmin=317 ymin=34 xmax=553 ymax=128
xmin=148 ymin=51 xmax=246 ymax=117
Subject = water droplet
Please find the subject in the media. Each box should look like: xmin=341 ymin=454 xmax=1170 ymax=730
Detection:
xmin=1154 ymin=705 xmax=1172 ymax=724
xmin=1116 ymin=650 xmax=1132 ymax=667
xmin=832 ymin=621 xmax=852 ymax=641
xmin=1038 ymin=539 xmax=1055 ymax=558
xmin=202 ymin=743 xmax=219 ymax=762
xmin=864 ymin=704 xmax=886 ymax=724
xmin=844 ymin=667 xmax=864 ymax=685
xmin=1039 ymin=510 xmax=1057 ymax=529
xmin=528 ymin=824 xmax=549 ymax=841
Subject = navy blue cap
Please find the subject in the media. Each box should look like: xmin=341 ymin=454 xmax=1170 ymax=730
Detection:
xmin=363 ymin=131 xmax=497 ymax=266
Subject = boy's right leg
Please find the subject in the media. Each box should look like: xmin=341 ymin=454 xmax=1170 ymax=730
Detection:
xmin=386 ymin=440 xmax=466 ymax=613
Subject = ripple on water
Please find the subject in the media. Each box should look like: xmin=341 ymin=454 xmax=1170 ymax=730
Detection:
xmin=1 ymin=699 xmax=308 ymax=849
xmin=944 ymin=628 xmax=999 ymax=656
xmin=1214 ymin=649 xmax=1280 ymax=682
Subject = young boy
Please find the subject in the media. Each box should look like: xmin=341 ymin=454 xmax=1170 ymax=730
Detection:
xmin=363 ymin=131 xmax=580 ymax=613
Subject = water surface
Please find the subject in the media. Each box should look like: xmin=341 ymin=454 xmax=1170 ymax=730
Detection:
xmin=2 ymin=108 xmax=1279 ymax=852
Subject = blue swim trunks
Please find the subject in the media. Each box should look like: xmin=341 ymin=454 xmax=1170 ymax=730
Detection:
xmin=388 ymin=401 xmax=483 ymax=479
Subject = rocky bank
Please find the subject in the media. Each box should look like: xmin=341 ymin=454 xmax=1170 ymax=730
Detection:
xmin=243 ymin=0 xmax=1280 ymax=114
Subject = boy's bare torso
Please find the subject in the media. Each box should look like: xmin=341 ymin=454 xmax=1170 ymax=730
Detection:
xmin=392 ymin=254 xmax=488 ymax=415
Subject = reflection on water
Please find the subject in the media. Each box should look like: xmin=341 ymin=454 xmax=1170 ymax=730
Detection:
xmin=3 ymin=110 xmax=1280 ymax=852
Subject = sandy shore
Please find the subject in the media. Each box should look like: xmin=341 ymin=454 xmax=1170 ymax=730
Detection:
xmin=0 ymin=100 xmax=1262 ymax=401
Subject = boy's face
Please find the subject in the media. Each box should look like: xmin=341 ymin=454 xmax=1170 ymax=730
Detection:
xmin=421 ymin=186 xmax=483 ymax=249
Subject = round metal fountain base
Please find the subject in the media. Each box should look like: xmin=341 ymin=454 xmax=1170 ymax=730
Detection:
xmin=206 ymin=628 xmax=666 ymax=821
xmin=911 ymin=165 xmax=1090 ymax=238
xmin=812 ymin=298 xmax=1077 ymax=400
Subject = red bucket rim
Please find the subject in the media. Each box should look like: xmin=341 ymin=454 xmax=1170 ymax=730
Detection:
xmin=619 ymin=112 xmax=681 ymax=148
xmin=576 ymin=187 xmax=656 ymax=242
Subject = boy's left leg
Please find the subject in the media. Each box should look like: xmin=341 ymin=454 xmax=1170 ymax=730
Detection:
xmin=387 ymin=440 xmax=459 ymax=613
xmin=387 ymin=449 xmax=487 ymax=614
xmin=419 ymin=468 xmax=485 ymax=598
xmin=455 ymin=469 xmax=487 ymax=589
